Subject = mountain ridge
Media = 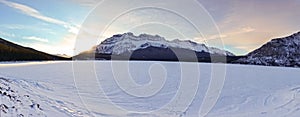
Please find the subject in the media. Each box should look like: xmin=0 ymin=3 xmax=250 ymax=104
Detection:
xmin=96 ymin=32 xmax=235 ymax=56
xmin=74 ymin=32 xmax=239 ymax=62
xmin=2 ymin=31 xmax=300 ymax=68
xmin=0 ymin=38 xmax=69 ymax=61
xmin=235 ymin=31 xmax=300 ymax=67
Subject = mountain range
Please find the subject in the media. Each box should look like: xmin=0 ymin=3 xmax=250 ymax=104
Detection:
xmin=74 ymin=32 xmax=240 ymax=63
xmin=1 ymin=31 xmax=300 ymax=67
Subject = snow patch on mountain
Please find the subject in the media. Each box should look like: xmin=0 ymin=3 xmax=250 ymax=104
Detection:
xmin=96 ymin=32 xmax=235 ymax=56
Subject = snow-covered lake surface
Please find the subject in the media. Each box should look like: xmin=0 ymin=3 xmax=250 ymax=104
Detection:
xmin=0 ymin=61 xmax=300 ymax=117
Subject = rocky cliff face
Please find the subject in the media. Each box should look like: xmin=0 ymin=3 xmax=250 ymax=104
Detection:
xmin=95 ymin=32 xmax=234 ymax=56
xmin=236 ymin=32 xmax=300 ymax=67
xmin=74 ymin=32 xmax=236 ymax=62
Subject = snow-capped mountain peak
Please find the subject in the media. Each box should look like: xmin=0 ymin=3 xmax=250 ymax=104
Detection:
xmin=96 ymin=33 xmax=234 ymax=56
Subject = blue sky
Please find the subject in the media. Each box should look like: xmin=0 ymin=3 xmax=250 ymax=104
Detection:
xmin=0 ymin=0 xmax=300 ymax=56
xmin=0 ymin=0 xmax=88 ymax=55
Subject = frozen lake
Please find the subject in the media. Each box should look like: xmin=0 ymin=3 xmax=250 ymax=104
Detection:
xmin=0 ymin=61 xmax=300 ymax=117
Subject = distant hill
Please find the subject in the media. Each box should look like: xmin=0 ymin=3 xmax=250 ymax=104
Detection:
xmin=0 ymin=38 xmax=69 ymax=61
xmin=235 ymin=31 xmax=300 ymax=67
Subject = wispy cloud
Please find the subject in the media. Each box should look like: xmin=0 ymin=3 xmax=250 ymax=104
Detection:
xmin=65 ymin=25 xmax=80 ymax=34
xmin=0 ymin=31 xmax=15 ymax=38
xmin=23 ymin=33 xmax=77 ymax=56
xmin=23 ymin=36 xmax=49 ymax=43
xmin=0 ymin=0 xmax=80 ymax=34
xmin=0 ymin=24 xmax=58 ymax=35
xmin=0 ymin=24 xmax=26 ymax=30
xmin=192 ymin=0 xmax=300 ymax=55
xmin=0 ymin=0 xmax=66 ymax=25
xmin=71 ymin=0 xmax=101 ymax=7
xmin=194 ymin=26 xmax=255 ymax=41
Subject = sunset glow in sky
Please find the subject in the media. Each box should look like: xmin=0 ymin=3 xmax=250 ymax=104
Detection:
xmin=0 ymin=0 xmax=299 ymax=56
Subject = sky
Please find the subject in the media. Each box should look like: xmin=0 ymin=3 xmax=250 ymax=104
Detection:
xmin=0 ymin=0 xmax=299 ymax=56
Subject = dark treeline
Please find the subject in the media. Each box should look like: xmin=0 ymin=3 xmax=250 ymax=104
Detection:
xmin=0 ymin=38 xmax=69 ymax=61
